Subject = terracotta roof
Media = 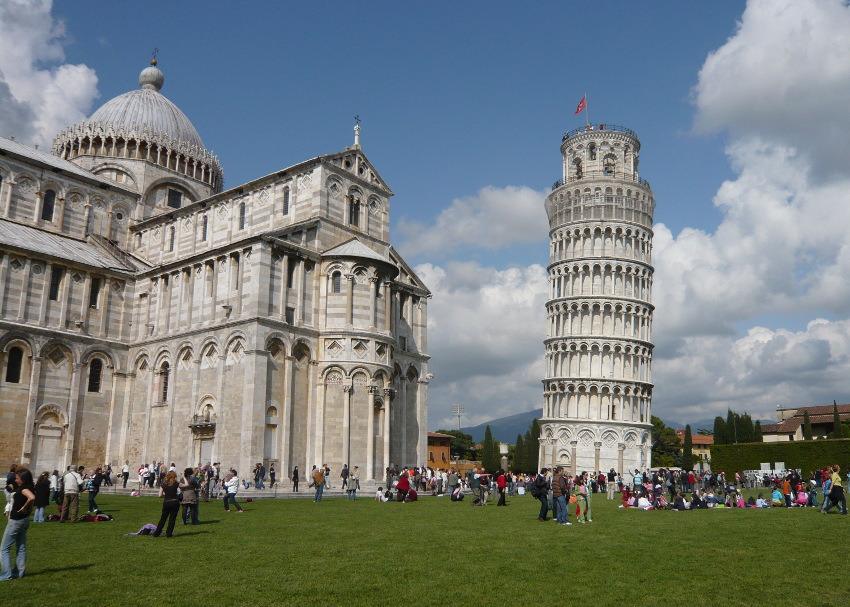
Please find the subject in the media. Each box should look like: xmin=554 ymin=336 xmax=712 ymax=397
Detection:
xmin=762 ymin=405 xmax=850 ymax=434
xmin=428 ymin=432 xmax=456 ymax=438
xmin=675 ymin=430 xmax=714 ymax=446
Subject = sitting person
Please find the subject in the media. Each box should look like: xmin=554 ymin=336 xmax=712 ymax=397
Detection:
xmin=405 ymin=488 xmax=418 ymax=502
xmin=703 ymin=490 xmax=717 ymax=507
xmin=808 ymin=487 xmax=819 ymax=508
xmin=637 ymin=495 xmax=653 ymax=510
xmin=755 ymin=493 xmax=770 ymax=508
xmin=771 ymin=488 xmax=784 ymax=507
xmin=794 ymin=490 xmax=808 ymax=507
xmin=671 ymin=492 xmax=688 ymax=511
xmin=450 ymin=485 xmax=464 ymax=501
xmin=375 ymin=487 xmax=389 ymax=502
xmin=691 ymin=492 xmax=706 ymax=509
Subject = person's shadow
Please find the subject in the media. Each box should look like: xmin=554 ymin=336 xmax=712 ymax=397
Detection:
xmin=29 ymin=563 xmax=93 ymax=576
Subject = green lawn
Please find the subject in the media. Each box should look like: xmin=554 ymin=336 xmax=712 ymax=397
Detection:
xmin=5 ymin=489 xmax=847 ymax=606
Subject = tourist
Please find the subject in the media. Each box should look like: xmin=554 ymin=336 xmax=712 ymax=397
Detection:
xmin=347 ymin=466 xmax=359 ymax=500
xmin=574 ymin=475 xmax=590 ymax=522
xmin=3 ymin=466 xmax=15 ymax=516
xmin=496 ymin=470 xmax=507 ymax=506
xmin=0 ymin=468 xmax=35 ymax=580
xmin=180 ymin=468 xmax=200 ymax=525
xmin=606 ymin=468 xmax=617 ymax=500
xmin=340 ymin=464 xmax=349 ymax=491
xmin=59 ymin=466 xmax=85 ymax=523
xmin=269 ymin=463 xmax=276 ymax=489
xmin=552 ymin=467 xmax=568 ymax=525
xmin=532 ymin=468 xmax=550 ymax=521
xmin=396 ymin=471 xmax=410 ymax=503
xmin=48 ymin=470 xmax=59 ymax=505
xmin=291 ymin=466 xmax=299 ymax=492
xmin=582 ymin=472 xmax=594 ymax=522
xmin=32 ymin=472 xmax=50 ymax=523
xmin=755 ymin=493 xmax=769 ymax=508
xmin=223 ymin=469 xmax=243 ymax=512
xmin=152 ymin=470 xmax=180 ymax=537
xmin=312 ymin=466 xmax=325 ymax=502
xmin=447 ymin=469 xmax=458 ymax=496
xmin=121 ymin=460 xmax=130 ymax=488
xmin=87 ymin=467 xmax=103 ymax=514
xmin=822 ymin=465 xmax=847 ymax=515
xmin=323 ymin=464 xmax=332 ymax=489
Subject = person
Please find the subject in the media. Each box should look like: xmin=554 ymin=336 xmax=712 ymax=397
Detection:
xmin=347 ymin=466 xmax=359 ymax=500
xmin=32 ymin=472 xmax=50 ymax=523
xmin=121 ymin=460 xmax=130 ymax=488
xmin=291 ymin=466 xmax=299 ymax=492
xmin=180 ymin=468 xmax=200 ymax=525
xmin=48 ymin=470 xmax=59 ymax=505
xmin=496 ymin=470 xmax=507 ymax=506
xmin=152 ymin=470 xmax=180 ymax=538
xmin=607 ymin=468 xmax=617 ymax=500
xmin=87 ymin=467 xmax=103 ymax=514
xmin=323 ymin=464 xmax=332 ymax=489
xmin=582 ymin=472 xmax=594 ymax=522
xmin=755 ymin=493 xmax=769 ymax=508
xmin=340 ymin=464 xmax=349 ymax=491
xmin=396 ymin=472 xmax=410 ymax=503
xmin=771 ymin=488 xmax=783 ymax=507
xmin=822 ymin=465 xmax=847 ymax=515
xmin=533 ymin=468 xmax=550 ymax=522
xmin=0 ymin=468 xmax=35 ymax=580
xmin=375 ymin=487 xmax=388 ymax=502
xmin=269 ymin=463 xmax=276 ymax=489
xmin=447 ymin=469 xmax=458 ymax=496
xmin=574 ymin=476 xmax=589 ymax=522
xmin=224 ymin=469 xmax=243 ymax=512
xmin=59 ymin=466 xmax=85 ymax=523
xmin=552 ymin=467 xmax=569 ymax=525
xmin=312 ymin=466 xmax=325 ymax=502
xmin=3 ymin=466 xmax=15 ymax=516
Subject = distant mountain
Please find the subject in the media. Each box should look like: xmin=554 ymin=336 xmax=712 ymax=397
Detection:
xmin=458 ymin=408 xmax=543 ymax=443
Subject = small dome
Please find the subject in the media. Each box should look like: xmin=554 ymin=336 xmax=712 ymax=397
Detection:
xmin=139 ymin=65 xmax=164 ymax=91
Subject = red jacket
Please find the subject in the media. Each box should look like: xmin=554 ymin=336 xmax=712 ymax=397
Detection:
xmin=497 ymin=474 xmax=506 ymax=489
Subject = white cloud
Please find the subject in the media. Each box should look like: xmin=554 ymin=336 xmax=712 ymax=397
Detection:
xmin=397 ymin=185 xmax=548 ymax=258
xmin=416 ymin=261 xmax=548 ymax=429
xmin=0 ymin=0 xmax=98 ymax=146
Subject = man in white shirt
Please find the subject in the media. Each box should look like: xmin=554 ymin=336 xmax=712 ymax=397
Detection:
xmin=121 ymin=461 xmax=130 ymax=488
xmin=59 ymin=466 xmax=85 ymax=523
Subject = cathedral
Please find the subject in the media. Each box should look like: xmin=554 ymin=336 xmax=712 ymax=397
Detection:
xmin=0 ymin=60 xmax=430 ymax=481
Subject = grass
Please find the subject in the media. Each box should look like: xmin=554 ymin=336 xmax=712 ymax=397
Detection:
xmin=4 ymin=489 xmax=847 ymax=606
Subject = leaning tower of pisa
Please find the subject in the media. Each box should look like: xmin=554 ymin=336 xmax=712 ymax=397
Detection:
xmin=540 ymin=124 xmax=655 ymax=476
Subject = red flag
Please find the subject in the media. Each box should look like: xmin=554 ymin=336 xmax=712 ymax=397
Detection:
xmin=574 ymin=96 xmax=586 ymax=115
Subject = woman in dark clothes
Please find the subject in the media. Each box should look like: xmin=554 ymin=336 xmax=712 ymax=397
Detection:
xmin=152 ymin=470 xmax=180 ymax=538
xmin=32 ymin=472 xmax=50 ymax=522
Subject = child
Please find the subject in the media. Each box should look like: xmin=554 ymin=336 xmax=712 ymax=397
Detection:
xmin=771 ymin=488 xmax=783 ymax=507
xmin=755 ymin=493 xmax=769 ymax=508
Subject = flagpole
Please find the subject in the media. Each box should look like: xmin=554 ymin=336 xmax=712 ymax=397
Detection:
xmin=585 ymin=92 xmax=590 ymax=127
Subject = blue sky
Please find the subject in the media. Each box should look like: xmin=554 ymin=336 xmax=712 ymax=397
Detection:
xmin=5 ymin=0 xmax=850 ymax=430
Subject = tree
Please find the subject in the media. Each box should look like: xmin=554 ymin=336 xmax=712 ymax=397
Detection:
xmin=513 ymin=434 xmax=524 ymax=472
xmin=739 ymin=413 xmax=754 ymax=443
xmin=754 ymin=420 xmax=763 ymax=442
xmin=726 ymin=409 xmax=738 ymax=444
xmin=482 ymin=425 xmax=496 ymax=472
xmin=803 ymin=410 xmax=813 ymax=440
xmin=833 ymin=402 xmax=842 ymax=438
xmin=682 ymin=424 xmax=694 ymax=471
xmin=651 ymin=416 xmax=680 ymax=467
xmin=713 ymin=416 xmax=727 ymax=445
xmin=527 ymin=418 xmax=541 ymax=472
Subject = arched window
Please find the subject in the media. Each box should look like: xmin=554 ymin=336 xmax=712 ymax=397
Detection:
xmin=88 ymin=358 xmax=103 ymax=393
xmin=588 ymin=144 xmax=597 ymax=161
xmin=5 ymin=347 xmax=23 ymax=383
xmin=349 ymin=194 xmax=361 ymax=228
xmin=160 ymin=362 xmax=170 ymax=402
xmin=331 ymin=271 xmax=341 ymax=294
xmin=41 ymin=189 xmax=56 ymax=221
xmin=603 ymin=154 xmax=616 ymax=177
xmin=282 ymin=187 xmax=290 ymax=215
xmin=239 ymin=202 xmax=246 ymax=230
xmin=573 ymin=159 xmax=583 ymax=179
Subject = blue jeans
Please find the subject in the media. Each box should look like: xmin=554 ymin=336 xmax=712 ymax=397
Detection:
xmin=0 ymin=518 xmax=30 ymax=580
xmin=314 ymin=484 xmax=324 ymax=502
xmin=33 ymin=507 xmax=45 ymax=523
xmin=88 ymin=489 xmax=99 ymax=513
xmin=555 ymin=495 xmax=568 ymax=524
xmin=346 ymin=490 xmax=356 ymax=501
xmin=223 ymin=493 xmax=242 ymax=511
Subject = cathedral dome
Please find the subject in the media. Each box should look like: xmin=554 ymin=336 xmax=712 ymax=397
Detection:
xmin=52 ymin=61 xmax=223 ymax=193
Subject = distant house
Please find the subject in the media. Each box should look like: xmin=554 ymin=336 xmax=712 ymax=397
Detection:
xmin=427 ymin=432 xmax=454 ymax=466
xmin=761 ymin=404 xmax=850 ymax=442
xmin=675 ymin=430 xmax=713 ymax=463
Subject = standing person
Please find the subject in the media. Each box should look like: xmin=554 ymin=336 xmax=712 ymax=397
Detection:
xmin=180 ymin=468 xmax=200 ymax=525
xmin=87 ymin=468 xmax=103 ymax=514
xmin=574 ymin=476 xmax=589 ymax=523
xmin=59 ymin=466 xmax=85 ymax=523
xmin=312 ymin=466 xmax=325 ymax=502
xmin=823 ymin=465 xmax=847 ymax=515
xmin=447 ymin=469 xmax=458 ymax=496
xmin=583 ymin=471 xmax=594 ymax=522
xmin=152 ymin=470 xmax=180 ymax=538
xmin=496 ymin=470 xmax=508 ymax=506
xmin=347 ymin=467 xmax=359 ymax=500
xmin=291 ymin=466 xmax=299 ymax=492
xmin=340 ymin=464 xmax=349 ymax=491
xmin=32 ymin=473 xmax=50 ymax=523
xmin=552 ymin=467 xmax=568 ymax=525
xmin=0 ymin=468 xmax=35 ymax=580
xmin=533 ymin=468 xmax=550 ymax=522
xmin=323 ymin=464 xmax=332 ymax=489
xmin=269 ymin=463 xmax=276 ymax=489
xmin=48 ymin=470 xmax=59 ymax=504
xmin=121 ymin=460 xmax=130 ymax=488
xmin=223 ymin=469 xmax=243 ymax=512
xmin=102 ymin=464 xmax=112 ymax=487
xmin=607 ymin=469 xmax=617 ymax=500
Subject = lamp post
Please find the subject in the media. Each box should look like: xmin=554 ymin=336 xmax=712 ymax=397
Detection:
xmin=452 ymin=404 xmax=465 ymax=430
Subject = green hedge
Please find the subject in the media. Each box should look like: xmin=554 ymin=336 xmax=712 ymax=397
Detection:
xmin=710 ymin=439 xmax=850 ymax=475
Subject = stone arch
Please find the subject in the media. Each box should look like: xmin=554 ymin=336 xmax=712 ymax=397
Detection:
xmin=32 ymin=404 xmax=67 ymax=472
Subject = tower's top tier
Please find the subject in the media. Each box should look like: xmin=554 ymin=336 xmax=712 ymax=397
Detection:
xmin=556 ymin=124 xmax=648 ymax=190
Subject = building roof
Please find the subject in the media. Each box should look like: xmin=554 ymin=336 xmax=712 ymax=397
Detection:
xmin=0 ymin=219 xmax=140 ymax=273
xmin=86 ymin=64 xmax=205 ymax=150
xmin=761 ymin=404 xmax=850 ymax=434
xmin=323 ymin=238 xmax=392 ymax=264
xmin=0 ymin=136 xmax=126 ymax=190
xmin=428 ymin=432 xmax=456 ymax=439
